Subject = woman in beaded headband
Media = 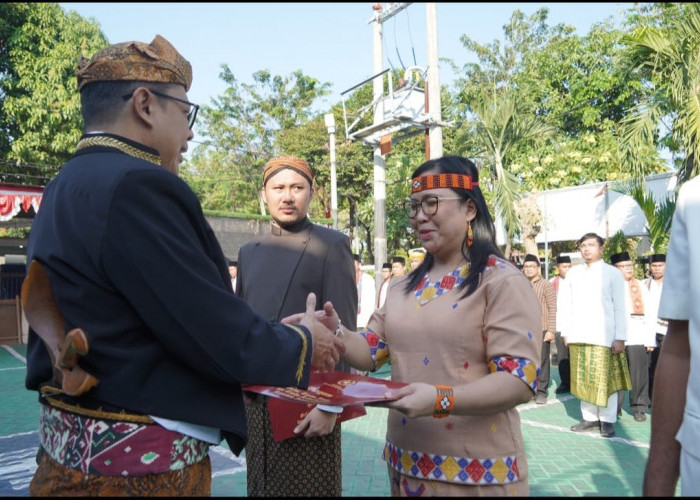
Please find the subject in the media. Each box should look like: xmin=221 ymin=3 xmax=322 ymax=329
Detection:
xmin=291 ymin=154 xmax=542 ymax=496
xmin=404 ymin=155 xmax=503 ymax=298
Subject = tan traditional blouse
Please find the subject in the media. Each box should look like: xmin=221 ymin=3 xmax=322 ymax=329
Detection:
xmin=363 ymin=256 xmax=542 ymax=487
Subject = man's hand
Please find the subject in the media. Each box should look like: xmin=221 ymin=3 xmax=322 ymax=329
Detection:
xmin=293 ymin=406 xmax=338 ymax=437
xmin=283 ymin=299 xmax=340 ymax=332
xmin=611 ymin=339 xmax=625 ymax=354
xmin=298 ymin=293 xmax=345 ymax=372
xmin=544 ymin=331 xmax=555 ymax=343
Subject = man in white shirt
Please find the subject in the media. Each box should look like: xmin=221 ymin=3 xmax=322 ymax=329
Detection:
xmin=353 ymin=254 xmax=376 ymax=329
xmin=558 ymin=232 xmax=630 ymax=438
xmin=644 ymin=177 xmax=700 ymax=496
xmin=644 ymin=253 xmax=667 ymax=401
xmin=227 ymin=259 xmax=237 ymax=292
xmin=610 ymin=251 xmax=655 ymax=422
xmin=376 ymin=262 xmax=392 ymax=308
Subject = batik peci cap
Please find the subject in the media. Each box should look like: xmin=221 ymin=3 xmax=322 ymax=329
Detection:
xmin=76 ymin=35 xmax=192 ymax=91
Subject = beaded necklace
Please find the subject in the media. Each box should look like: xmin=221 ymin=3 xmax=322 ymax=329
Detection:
xmin=413 ymin=264 xmax=469 ymax=306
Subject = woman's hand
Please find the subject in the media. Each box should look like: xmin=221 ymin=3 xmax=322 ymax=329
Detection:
xmin=282 ymin=300 xmax=340 ymax=332
xmin=377 ymin=382 xmax=437 ymax=418
xmin=293 ymin=406 xmax=338 ymax=437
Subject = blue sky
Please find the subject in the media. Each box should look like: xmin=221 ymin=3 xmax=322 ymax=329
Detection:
xmin=60 ymin=2 xmax=635 ymax=113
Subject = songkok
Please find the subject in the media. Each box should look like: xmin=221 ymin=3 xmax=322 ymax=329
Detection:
xmin=392 ymin=256 xmax=405 ymax=265
xmin=555 ymin=255 xmax=571 ymax=264
xmin=649 ymin=254 xmax=666 ymax=263
xmin=263 ymin=156 xmax=313 ymax=186
xmin=352 ymin=254 xmax=361 ymax=262
xmin=610 ymin=252 xmax=631 ymax=265
xmin=408 ymin=248 xmax=426 ymax=262
xmin=382 ymin=262 xmax=392 ymax=270
xmin=76 ymin=35 xmax=192 ymax=91
xmin=523 ymin=254 xmax=540 ymax=264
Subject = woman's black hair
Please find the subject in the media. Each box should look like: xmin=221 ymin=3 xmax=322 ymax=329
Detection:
xmin=404 ymin=155 xmax=504 ymax=298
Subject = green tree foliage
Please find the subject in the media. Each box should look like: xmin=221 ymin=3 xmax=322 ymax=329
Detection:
xmin=448 ymin=6 xmax=671 ymax=255
xmin=620 ymin=2 xmax=700 ymax=183
xmin=0 ymin=3 xmax=107 ymax=178
xmin=611 ymin=180 xmax=675 ymax=254
xmin=181 ymin=66 xmax=333 ymax=214
xmin=454 ymin=89 xmax=555 ymax=252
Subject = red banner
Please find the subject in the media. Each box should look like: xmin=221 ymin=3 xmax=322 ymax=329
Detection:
xmin=0 ymin=185 xmax=43 ymax=221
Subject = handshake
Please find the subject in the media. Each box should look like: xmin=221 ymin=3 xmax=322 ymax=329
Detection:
xmin=283 ymin=292 xmax=345 ymax=372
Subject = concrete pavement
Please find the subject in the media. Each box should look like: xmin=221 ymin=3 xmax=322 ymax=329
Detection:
xmin=0 ymin=344 xmax=681 ymax=496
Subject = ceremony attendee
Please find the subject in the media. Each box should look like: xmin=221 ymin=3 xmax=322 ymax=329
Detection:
xmin=391 ymin=255 xmax=406 ymax=278
xmin=236 ymin=155 xmax=357 ymax=497
xmin=354 ymin=253 xmax=376 ymax=329
xmin=291 ymin=155 xmax=542 ymax=495
xmin=522 ymin=253 xmax=556 ymax=404
xmin=611 ymin=251 xmax=655 ymax=422
xmin=23 ymin=35 xmax=341 ymax=497
xmin=408 ymin=247 xmax=426 ymax=271
xmin=645 ymin=253 xmax=667 ymax=401
xmin=376 ymin=262 xmax=392 ymax=308
xmin=228 ymin=259 xmax=238 ymax=291
xmin=558 ymin=233 xmax=631 ymax=438
xmin=643 ymin=176 xmax=700 ymax=496
xmin=550 ymin=255 xmax=572 ymax=393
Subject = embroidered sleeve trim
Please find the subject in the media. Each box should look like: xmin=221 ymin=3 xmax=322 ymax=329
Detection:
xmin=360 ymin=329 xmax=390 ymax=369
xmin=286 ymin=325 xmax=308 ymax=384
xmin=488 ymin=356 xmax=539 ymax=392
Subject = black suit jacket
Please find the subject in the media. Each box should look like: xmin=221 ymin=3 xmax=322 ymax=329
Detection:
xmin=25 ymin=134 xmax=313 ymax=454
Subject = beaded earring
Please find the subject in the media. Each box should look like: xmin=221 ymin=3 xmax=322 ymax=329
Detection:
xmin=467 ymin=220 xmax=473 ymax=247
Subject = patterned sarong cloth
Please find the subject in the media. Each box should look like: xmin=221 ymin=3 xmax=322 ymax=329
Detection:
xmin=30 ymin=449 xmax=212 ymax=497
xmin=245 ymin=396 xmax=342 ymax=496
xmin=38 ymin=404 xmax=210 ymax=476
xmin=569 ymin=343 xmax=632 ymax=406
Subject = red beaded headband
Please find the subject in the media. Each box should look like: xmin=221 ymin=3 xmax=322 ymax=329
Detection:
xmin=411 ymin=173 xmax=478 ymax=193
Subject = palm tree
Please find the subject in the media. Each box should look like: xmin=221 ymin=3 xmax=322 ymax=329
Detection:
xmin=620 ymin=3 xmax=700 ymax=185
xmin=455 ymin=89 xmax=555 ymax=256
xmin=612 ymin=179 xmax=676 ymax=254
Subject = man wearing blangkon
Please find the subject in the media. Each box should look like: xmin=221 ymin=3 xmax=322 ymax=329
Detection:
xmin=236 ymin=155 xmax=358 ymax=496
xmin=24 ymin=35 xmax=341 ymax=496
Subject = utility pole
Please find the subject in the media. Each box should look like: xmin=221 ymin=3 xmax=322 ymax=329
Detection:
xmin=426 ymin=2 xmax=442 ymax=159
xmin=370 ymin=3 xmax=410 ymax=293
xmin=324 ymin=113 xmax=338 ymax=230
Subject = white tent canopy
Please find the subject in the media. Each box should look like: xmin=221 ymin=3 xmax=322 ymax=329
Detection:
xmin=496 ymin=172 xmax=678 ymax=245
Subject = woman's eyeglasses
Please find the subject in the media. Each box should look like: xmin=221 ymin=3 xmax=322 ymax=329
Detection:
xmin=403 ymin=195 xmax=463 ymax=218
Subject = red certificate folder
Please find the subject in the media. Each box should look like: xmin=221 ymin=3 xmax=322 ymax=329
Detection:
xmin=243 ymin=371 xmax=407 ymax=442
xmin=243 ymin=370 xmax=407 ymax=406
xmin=266 ymin=398 xmax=366 ymax=442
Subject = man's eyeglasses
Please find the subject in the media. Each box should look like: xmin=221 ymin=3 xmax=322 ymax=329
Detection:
xmin=615 ymin=264 xmax=634 ymax=269
xmin=403 ymin=195 xmax=463 ymax=218
xmin=122 ymin=88 xmax=199 ymax=129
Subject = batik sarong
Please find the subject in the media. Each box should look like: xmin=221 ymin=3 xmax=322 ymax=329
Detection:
xmin=569 ymin=343 xmax=632 ymax=406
